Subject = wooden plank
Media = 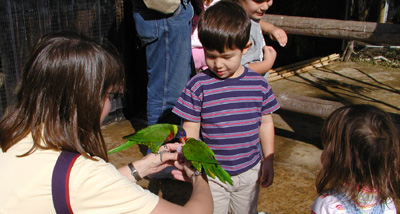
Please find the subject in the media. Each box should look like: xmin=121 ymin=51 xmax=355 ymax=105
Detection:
xmin=262 ymin=15 xmax=400 ymax=45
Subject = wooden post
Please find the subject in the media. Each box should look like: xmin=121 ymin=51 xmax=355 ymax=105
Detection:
xmin=379 ymin=0 xmax=389 ymax=23
xmin=262 ymin=15 xmax=400 ymax=45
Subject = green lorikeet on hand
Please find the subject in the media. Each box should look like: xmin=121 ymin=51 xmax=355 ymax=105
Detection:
xmin=108 ymin=123 xmax=187 ymax=154
xmin=182 ymin=138 xmax=233 ymax=185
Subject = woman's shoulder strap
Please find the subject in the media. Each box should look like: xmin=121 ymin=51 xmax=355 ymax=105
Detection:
xmin=52 ymin=150 xmax=81 ymax=214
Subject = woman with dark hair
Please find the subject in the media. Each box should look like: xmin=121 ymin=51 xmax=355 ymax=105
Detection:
xmin=0 ymin=31 xmax=212 ymax=214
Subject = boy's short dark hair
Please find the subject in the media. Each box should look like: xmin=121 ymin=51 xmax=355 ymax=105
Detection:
xmin=198 ymin=0 xmax=251 ymax=52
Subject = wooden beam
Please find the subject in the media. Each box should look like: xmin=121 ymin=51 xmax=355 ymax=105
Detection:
xmin=274 ymin=92 xmax=344 ymax=119
xmin=262 ymin=14 xmax=400 ymax=45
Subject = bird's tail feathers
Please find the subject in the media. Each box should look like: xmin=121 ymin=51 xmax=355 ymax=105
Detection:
xmin=201 ymin=163 xmax=233 ymax=185
xmin=107 ymin=140 xmax=140 ymax=154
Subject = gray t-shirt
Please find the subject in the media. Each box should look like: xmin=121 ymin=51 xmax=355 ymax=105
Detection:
xmin=241 ymin=19 xmax=265 ymax=67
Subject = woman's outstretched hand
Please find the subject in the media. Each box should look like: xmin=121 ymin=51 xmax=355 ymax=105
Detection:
xmin=136 ymin=143 xmax=183 ymax=178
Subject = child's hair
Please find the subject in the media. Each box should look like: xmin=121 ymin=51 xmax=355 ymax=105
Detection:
xmin=198 ymin=0 xmax=250 ymax=53
xmin=0 ymin=31 xmax=125 ymax=161
xmin=316 ymin=104 xmax=400 ymax=204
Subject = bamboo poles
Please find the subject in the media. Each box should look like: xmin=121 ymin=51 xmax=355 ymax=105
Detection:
xmin=268 ymin=53 xmax=340 ymax=82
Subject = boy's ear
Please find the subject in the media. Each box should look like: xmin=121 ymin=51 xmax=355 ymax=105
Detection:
xmin=242 ymin=41 xmax=252 ymax=54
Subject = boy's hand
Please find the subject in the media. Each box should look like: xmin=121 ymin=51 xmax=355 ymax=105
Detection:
xmin=262 ymin=46 xmax=277 ymax=63
xmin=260 ymin=154 xmax=274 ymax=188
xmin=268 ymin=26 xmax=287 ymax=47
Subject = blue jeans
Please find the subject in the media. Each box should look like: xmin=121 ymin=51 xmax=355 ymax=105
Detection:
xmin=132 ymin=0 xmax=193 ymax=126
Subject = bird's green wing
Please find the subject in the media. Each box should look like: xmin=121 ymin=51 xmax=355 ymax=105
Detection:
xmin=212 ymin=164 xmax=233 ymax=186
xmin=201 ymin=161 xmax=216 ymax=178
xmin=191 ymin=161 xmax=203 ymax=173
xmin=182 ymin=138 xmax=233 ymax=185
xmin=108 ymin=124 xmax=177 ymax=154
xmin=182 ymin=138 xmax=219 ymax=164
xmin=123 ymin=123 xmax=176 ymax=143
xmin=201 ymin=161 xmax=233 ymax=185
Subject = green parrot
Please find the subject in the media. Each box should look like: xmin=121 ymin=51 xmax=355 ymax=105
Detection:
xmin=108 ymin=123 xmax=187 ymax=154
xmin=182 ymin=138 xmax=233 ymax=185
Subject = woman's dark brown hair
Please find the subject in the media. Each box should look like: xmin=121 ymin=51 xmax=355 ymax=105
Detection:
xmin=316 ymin=104 xmax=400 ymax=204
xmin=0 ymin=31 xmax=125 ymax=161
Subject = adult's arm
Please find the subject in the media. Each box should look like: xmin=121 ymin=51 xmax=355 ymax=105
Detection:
xmin=118 ymin=143 xmax=182 ymax=182
xmin=152 ymin=121 xmax=212 ymax=214
xmin=151 ymin=169 xmax=213 ymax=214
xmin=117 ymin=141 xmax=213 ymax=214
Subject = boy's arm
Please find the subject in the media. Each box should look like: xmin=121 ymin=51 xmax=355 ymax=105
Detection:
xmin=182 ymin=120 xmax=201 ymax=140
xmin=259 ymin=113 xmax=275 ymax=188
xmin=247 ymin=46 xmax=276 ymax=75
xmin=259 ymin=20 xmax=287 ymax=47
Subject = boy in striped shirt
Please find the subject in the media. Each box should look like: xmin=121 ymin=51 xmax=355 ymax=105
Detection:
xmin=172 ymin=1 xmax=280 ymax=213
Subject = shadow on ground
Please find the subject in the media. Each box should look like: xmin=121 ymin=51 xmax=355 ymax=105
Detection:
xmin=274 ymin=109 xmax=324 ymax=149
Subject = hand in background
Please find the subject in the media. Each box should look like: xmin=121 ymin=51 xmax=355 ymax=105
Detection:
xmin=267 ymin=26 xmax=287 ymax=47
xmin=262 ymin=45 xmax=277 ymax=64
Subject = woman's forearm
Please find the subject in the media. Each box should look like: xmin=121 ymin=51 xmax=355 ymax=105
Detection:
xmin=183 ymin=173 xmax=213 ymax=213
xmin=151 ymin=173 xmax=213 ymax=214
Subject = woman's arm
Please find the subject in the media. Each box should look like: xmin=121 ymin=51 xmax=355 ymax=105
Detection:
xmin=119 ymin=159 xmax=213 ymax=214
xmin=150 ymin=121 xmax=212 ymax=213
xmin=151 ymin=170 xmax=213 ymax=214
xmin=117 ymin=123 xmax=212 ymax=214
xmin=118 ymin=143 xmax=182 ymax=182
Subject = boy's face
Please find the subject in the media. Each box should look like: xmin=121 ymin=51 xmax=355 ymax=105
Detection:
xmin=239 ymin=0 xmax=273 ymax=20
xmin=204 ymin=45 xmax=250 ymax=79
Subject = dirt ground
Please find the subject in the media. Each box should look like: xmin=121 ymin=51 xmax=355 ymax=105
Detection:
xmin=103 ymin=60 xmax=400 ymax=213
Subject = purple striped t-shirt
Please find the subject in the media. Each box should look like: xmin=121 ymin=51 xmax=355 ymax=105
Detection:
xmin=172 ymin=67 xmax=280 ymax=175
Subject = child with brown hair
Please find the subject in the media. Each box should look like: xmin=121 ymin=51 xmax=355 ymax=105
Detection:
xmin=173 ymin=1 xmax=280 ymax=213
xmin=235 ymin=0 xmax=287 ymax=79
xmin=192 ymin=0 xmax=287 ymax=75
xmin=311 ymin=104 xmax=400 ymax=213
